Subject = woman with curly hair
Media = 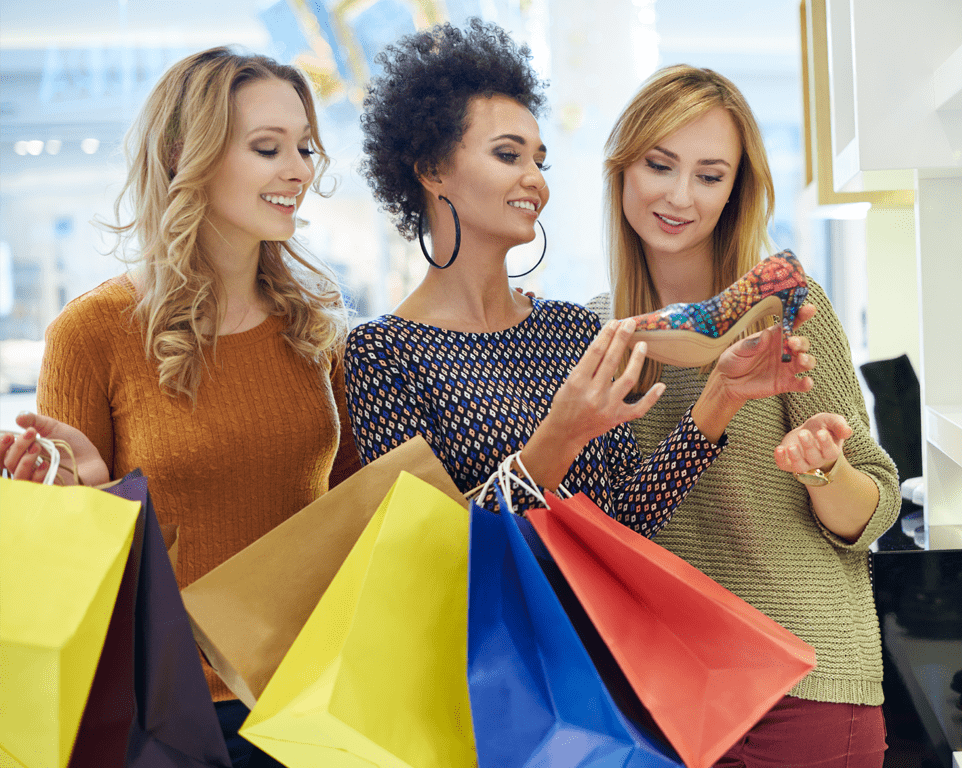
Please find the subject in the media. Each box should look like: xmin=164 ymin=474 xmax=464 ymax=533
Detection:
xmin=589 ymin=65 xmax=897 ymax=765
xmin=1 ymin=47 xmax=359 ymax=764
xmin=345 ymin=19 xmax=818 ymax=528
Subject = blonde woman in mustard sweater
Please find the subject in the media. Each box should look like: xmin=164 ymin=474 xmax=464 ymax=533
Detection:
xmin=590 ymin=65 xmax=899 ymax=766
xmin=1 ymin=47 xmax=360 ymax=763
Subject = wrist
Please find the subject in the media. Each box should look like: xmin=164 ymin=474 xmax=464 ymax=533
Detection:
xmin=692 ymin=373 xmax=743 ymax=443
xmin=538 ymin=408 xmax=590 ymax=458
xmin=795 ymin=455 xmax=844 ymax=488
xmin=521 ymin=414 xmax=584 ymax=492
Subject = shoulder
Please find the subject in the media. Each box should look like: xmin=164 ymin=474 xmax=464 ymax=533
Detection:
xmin=347 ymin=315 xmax=400 ymax=348
xmin=46 ymin=276 xmax=136 ymax=345
xmin=584 ymin=292 xmax=613 ymax=324
xmin=802 ymin=276 xmax=834 ymax=315
xmin=345 ymin=315 xmax=411 ymax=371
xmin=532 ymin=298 xmax=602 ymax=331
xmin=61 ymin=276 xmax=135 ymax=315
xmin=796 ymin=271 xmax=847 ymax=344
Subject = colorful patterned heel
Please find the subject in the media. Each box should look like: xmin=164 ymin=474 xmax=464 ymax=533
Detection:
xmin=629 ymin=251 xmax=809 ymax=368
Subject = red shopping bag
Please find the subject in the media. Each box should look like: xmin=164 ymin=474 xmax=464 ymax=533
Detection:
xmin=526 ymin=492 xmax=816 ymax=768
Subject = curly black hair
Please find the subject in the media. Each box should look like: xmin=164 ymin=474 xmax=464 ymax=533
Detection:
xmin=359 ymin=18 xmax=548 ymax=241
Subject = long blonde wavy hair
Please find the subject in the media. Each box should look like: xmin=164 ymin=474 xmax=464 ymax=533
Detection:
xmin=604 ymin=65 xmax=775 ymax=394
xmin=107 ymin=47 xmax=348 ymax=402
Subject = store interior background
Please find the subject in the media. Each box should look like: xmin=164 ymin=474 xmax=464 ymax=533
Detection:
xmin=0 ymin=0 xmax=825 ymax=406
xmin=3 ymin=2 xmax=961 ymax=763
xmin=0 ymin=0 xmax=950 ymax=525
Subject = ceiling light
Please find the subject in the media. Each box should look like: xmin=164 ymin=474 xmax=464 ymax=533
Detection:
xmin=81 ymin=138 xmax=100 ymax=154
xmin=27 ymin=140 xmax=44 ymax=156
xmin=46 ymin=140 xmax=62 ymax=155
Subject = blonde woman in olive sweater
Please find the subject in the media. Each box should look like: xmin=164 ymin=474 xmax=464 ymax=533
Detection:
xmin=593 ymin=65 xmax=899 ymax=767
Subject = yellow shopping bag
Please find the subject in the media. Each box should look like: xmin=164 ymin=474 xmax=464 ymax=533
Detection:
xmin=240 ymin=472 xmax=476 ymax=767
xmin=0 ymin=478 xmax=141 ymax=768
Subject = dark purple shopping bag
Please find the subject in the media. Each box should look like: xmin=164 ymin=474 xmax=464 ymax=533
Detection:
xmin=68 ymin=470 xmax=230 ymax=767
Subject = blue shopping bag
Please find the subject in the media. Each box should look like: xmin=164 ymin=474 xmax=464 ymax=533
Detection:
xmin=467 ymin=487 xmax=683 ymax=768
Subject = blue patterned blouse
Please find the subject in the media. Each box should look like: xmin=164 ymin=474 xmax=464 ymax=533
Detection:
xmin=345 ymin=299 xmax=726 ymax=536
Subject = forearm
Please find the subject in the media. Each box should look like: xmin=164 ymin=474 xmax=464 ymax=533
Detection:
xmin=804 ymin=454 xmax=881 ymax=543
xmin=610 ymin=407 xmax=726 ymax=536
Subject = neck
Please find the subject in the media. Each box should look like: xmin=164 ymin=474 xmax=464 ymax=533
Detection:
xmin=399 ymin=235 xmax=530 ymax=332
xmin=647 ymin=248 xmax=716 ymax=306
xmin=196 ymin=226 xmax=262 ymax=298
xmin=196 ymin=228 xmax=267 ymax=334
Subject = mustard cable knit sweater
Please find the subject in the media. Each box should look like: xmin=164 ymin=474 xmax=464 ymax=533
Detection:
xmin=588 ymin=278 xmax=900 ymax=705
xmin=38 ymin=276 xmax=361 ymax=700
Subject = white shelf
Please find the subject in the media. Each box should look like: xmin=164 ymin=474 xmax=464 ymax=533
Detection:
xmin=928 ymin=407 xmax=962 ymax=468
xmin=935 ymin=44 xmax=962 ymax=112
xmin=826 ymin=0 xmax=962 ymax=191
xmin=818 ymin=0 xmax=962 ymax=532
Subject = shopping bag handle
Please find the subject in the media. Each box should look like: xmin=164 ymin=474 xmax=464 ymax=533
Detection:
xmin=0 ymin=430 xmax=78 ymax=485
xmin=467 ymin=451 xmax=571 ymax=515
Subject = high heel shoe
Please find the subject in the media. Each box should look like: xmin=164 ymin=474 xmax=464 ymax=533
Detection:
xmin=629 ymin=250 xmax=808 ymax=367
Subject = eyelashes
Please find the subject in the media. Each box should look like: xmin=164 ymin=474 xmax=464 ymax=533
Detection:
xmin=255 ymin=148 xmax=316 ymax=158
xmin=495 ymin=150 xmax=550 ymax=171
xmin=645 ymin=158 xmax=723 ymax=184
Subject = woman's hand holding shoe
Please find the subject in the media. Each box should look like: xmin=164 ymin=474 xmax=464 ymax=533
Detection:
xmin=692 ymin=304 xmax=818 ymax=442
xmin=521 ymin=318 xmax=665 ymax=491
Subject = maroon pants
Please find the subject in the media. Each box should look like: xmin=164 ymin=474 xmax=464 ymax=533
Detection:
xmin=714 ymin=695 xmax=886 ymax=768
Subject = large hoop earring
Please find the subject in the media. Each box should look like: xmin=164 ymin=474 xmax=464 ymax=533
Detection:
xmin=509 ymin=219 xmax=547 ymax=278
xmin=417 ymin=195 xmax=461 ymax=269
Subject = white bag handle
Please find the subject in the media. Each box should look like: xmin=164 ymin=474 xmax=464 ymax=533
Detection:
xmin=468 ymin=451 xmax=571 ymax=515
xmin=1 ymin=430 xmax=64 ymax=485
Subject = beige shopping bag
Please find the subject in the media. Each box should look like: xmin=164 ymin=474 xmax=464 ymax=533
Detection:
xmin=181 ymin=437 xmax=466 ymax=708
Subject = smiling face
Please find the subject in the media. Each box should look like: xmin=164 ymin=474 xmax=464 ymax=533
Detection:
xmin=430 ymin=94 xmax=549 ymax=251
xmin=622 ymin=106 xmax=741 ymax=267
xmin=201 ymin=77 xmax=316 ymax=257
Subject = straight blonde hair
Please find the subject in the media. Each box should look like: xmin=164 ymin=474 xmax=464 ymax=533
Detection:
xmin=107 ymin=47 xmax=348 ymax=401
xmin=604 ymin=65 xmax=775 ymax=393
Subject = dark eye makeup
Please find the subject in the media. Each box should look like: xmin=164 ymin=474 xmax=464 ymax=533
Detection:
xmin=254 ymin=147 xmax=315 ymax=158
xmin=495 ymin=148 xmax=550 ymax=172
xmin=646 ymin=157 xmax=725 ymax=184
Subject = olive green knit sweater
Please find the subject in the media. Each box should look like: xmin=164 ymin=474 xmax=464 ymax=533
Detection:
xmin=588 ymin=279 xmax=900 ymax=705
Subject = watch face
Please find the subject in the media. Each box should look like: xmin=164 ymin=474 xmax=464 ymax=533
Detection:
xmin=796 ymin=470 xmax=830 ymax=487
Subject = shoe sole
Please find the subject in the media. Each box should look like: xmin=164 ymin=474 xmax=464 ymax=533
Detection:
xmin=631 ymin=294 xmax=787 ymax=368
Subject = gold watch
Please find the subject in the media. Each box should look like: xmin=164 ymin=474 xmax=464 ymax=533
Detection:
xmin=794 ymin=461 xmax=840 ymax=487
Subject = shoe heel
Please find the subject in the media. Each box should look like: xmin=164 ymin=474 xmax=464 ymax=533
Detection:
xmin=777 ymin=286 xmax=809 ymax=361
